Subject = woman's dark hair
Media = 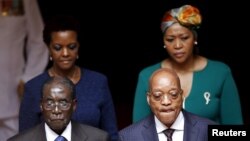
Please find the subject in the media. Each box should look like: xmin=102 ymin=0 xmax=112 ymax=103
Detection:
xmin=43 ymin=15 xmax=81 ymax=46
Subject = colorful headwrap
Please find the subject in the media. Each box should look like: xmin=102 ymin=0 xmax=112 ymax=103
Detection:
xmin=161 ymin=5 xmax=202 ymax=33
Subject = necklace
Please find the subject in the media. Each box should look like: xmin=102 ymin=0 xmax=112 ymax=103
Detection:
xmin=49 ymin=66 xmax=79 ymax=84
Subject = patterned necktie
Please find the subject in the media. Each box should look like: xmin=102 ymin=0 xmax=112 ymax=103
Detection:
xmin=163 ymin=129 xmax=175 ymax=141
xmin=54 ymin=136 xmax=67 ymax=141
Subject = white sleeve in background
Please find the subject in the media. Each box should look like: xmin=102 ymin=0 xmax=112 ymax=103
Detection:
xmin=22 ymin=0 xmax=49 ymax=82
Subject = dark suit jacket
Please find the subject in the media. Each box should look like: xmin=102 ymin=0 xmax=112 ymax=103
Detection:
xmin=119 ymin=110 xmax=216 ymax=141
xmin=8 ymin=121 xmax=110 ymax=141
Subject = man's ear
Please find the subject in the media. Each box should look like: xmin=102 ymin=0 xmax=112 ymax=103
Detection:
xmin=40 ymin=101 xmax=43 ymax=112
xmin=147 ymin=94 xmax=150 ymax=106
xmin=180 ymin=89 xmax=184 ymax=100
xmin=72 ymin=99 xmax=77 ymax=111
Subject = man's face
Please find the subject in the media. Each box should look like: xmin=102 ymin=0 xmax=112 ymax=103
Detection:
xmin=147 ymin=71 xmax=183 ymax=127
xmin=40 ymin=83 xmax=76 ymax=134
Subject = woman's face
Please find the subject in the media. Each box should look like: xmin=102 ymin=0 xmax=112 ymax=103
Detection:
xmin=163 ymin=23 xmax=196 ymax=64
xmin=49 ymin=30 xmax=79 ymax=70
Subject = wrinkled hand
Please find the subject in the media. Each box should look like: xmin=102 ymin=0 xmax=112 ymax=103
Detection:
xmin=17 ymin=80 xmax=25 ymax=100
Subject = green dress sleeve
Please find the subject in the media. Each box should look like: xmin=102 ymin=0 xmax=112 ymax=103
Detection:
xmin=132 ymin=63 xmax=161 ymax=122
xmin=220 ymin=69 xmax=243 ymax=124
xmin=132 ymin=71 xmax=151 ymax=122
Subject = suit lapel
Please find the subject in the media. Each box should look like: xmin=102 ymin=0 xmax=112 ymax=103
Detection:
xmin=183 ymin=110 xmax=199 ymax=141
xmin=141 ymin=115 xmax=159 ymax=141
xmin=71 ymin=122 xmax=88 ymax=141
xmin=31 ymin=123 xmax=47 ymax=141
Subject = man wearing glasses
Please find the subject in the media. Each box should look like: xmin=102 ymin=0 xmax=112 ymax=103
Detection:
xmin=8 ymin=76 xmax=110 ymax=141
xmin=119 ymin=68 xmax=216 ymax=141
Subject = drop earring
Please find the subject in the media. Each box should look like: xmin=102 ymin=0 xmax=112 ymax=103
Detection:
xmin=163 ymin=45 xmax=166 ymax=48
xmin=194 ymin=41 xmax=198 ymax=45
xmin=49 ymin=56 xmax=52 ymax=61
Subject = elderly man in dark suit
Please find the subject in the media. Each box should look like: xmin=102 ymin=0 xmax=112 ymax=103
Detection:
xmin=8 ymin=76 xmax=110 ymax=141
xmin=119 ymin=68 xmax=216 ymax=141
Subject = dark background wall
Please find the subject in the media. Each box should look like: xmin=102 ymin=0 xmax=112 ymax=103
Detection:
xmin=38 ymin=0 xmax=249 ymax=129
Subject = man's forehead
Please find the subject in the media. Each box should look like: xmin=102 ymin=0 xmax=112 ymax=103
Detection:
xmin=50 ymin=87 xmax=63 ymax=93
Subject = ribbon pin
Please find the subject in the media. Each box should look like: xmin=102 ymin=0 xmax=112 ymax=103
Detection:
xmin=203 ymin=92 xmax=210 ymax=105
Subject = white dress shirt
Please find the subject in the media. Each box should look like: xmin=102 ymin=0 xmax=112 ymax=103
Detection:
xmin=45 ymin=121 xmax=72 ymax=141
xmin=155 ymin=111 xmax=184 ymax=141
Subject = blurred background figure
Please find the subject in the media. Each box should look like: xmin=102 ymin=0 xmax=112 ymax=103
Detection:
xmin=0 ymin=0 xmax=48 ymax=140
xmin=133 ymin=4 xmax=243 ymax=124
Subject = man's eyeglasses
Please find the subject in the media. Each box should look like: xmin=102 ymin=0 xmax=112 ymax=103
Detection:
xmin=42 ymin=99 xmax=72 ymax=110
xmin=147 ymin=89 xmax=183 ymax=101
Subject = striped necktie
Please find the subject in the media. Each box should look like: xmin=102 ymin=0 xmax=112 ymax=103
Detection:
xmin=163 ymin=129 xmax=175 ymax=141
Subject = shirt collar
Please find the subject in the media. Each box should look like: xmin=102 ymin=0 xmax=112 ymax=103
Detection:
xmin=155 ymin=111 xmax=184 ymax=133
xmin=45 ymin=121 xmax=72 ymax=141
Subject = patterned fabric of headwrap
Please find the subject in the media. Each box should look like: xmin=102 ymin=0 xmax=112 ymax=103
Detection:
xmin=161 ymin=5 xmax=202 ymax=33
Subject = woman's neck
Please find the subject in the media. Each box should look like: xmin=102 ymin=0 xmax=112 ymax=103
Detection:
xmin=162 ymin=56 xmax=197 ymax=74
xmin=162 ymin=55 xmax=207 ymax=74
xmin=49 ymin=66 xmax=80 ymax=84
